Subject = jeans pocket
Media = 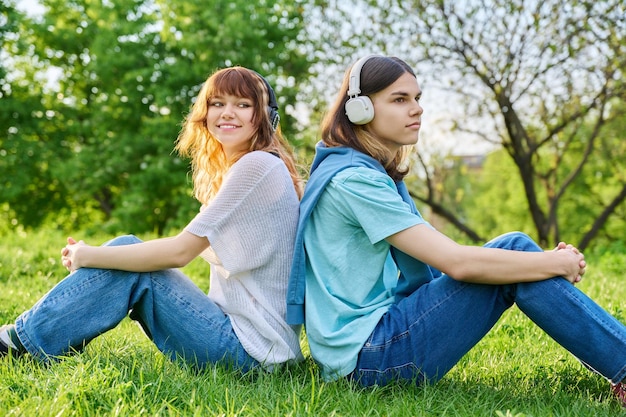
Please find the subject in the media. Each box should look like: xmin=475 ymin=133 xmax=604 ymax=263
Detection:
xmin=353 ymin=361 xmax=423 ymax=387
xmin=355 ymin=330 xmax=424 ymax=386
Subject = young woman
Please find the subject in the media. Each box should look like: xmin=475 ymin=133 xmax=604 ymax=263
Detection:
xmin=286 ymin=55 xmax=626 ymax=404
xmin=0 ymin=66 xmax=304 ymax=372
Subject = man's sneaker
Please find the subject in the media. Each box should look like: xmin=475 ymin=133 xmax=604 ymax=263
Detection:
xmin=0 ymin=324 xmax=23 ymax=358
xmin=612 ymin=381 xmax=626 ymax=407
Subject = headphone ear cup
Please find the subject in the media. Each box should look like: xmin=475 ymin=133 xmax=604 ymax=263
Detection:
xmin=250 ymin=70 xmax=280 ymax=131
xmin=345 ymin=96 xmax=374 ymax=125
xmin=269 ymin=107 xmax=280 ymax=131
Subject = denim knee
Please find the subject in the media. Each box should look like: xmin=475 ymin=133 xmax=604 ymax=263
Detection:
xmin=104 ymin=235 xmax=143 ymax=247
xmin=484 ymin=231 xmax=540 ymax=252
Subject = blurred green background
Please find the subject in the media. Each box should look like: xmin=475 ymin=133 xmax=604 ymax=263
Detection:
xmin=1 ymin=0 xmax=625 ymax=251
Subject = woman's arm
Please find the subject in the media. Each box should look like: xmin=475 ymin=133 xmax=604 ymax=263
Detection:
xmin=62 ymin=231 xmax=210 ymax=272
xmin=386 ymin=224 xmax=586 ymax=284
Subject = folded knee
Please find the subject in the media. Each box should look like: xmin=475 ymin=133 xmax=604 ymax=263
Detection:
xmin=104 ymin=235 xmax=143 ymax=247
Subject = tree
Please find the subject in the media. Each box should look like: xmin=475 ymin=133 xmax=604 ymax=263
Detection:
xmin=1 ymin=0 xmax=73 ymax=229
xmin=302 ymin=0 xmax=626 ymax=248
xmin=1 ymin=0 xmax=310 ymax=234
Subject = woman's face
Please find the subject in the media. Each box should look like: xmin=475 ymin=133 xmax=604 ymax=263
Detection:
xmin=368 ymin=72 xmax=423 ymax=153
xmin=206 ymin=93 xmax=257 ymax=158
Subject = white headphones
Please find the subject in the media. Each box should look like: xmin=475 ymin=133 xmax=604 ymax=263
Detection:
xmin=345 ymin=54 xmax=383 ymax=125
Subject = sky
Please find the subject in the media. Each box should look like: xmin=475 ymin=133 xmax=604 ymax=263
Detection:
xmin=15 ymin=0 xmax=44 ymax=15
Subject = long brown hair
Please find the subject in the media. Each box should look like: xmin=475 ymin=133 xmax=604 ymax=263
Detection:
xmin=320 ymin=56 xmax=416 ymax=181
xmin=175 ymin=67 xmax=302 ymax=203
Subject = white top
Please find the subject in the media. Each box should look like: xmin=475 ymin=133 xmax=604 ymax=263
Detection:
xmin=185 ymin=151 xmax=303 ymax=367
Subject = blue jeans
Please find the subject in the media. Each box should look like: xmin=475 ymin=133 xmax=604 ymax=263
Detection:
xmin=14 ymin=235 xmax=259 ymax=371
xmin=352 ymin=232 xmax=626 ymax=386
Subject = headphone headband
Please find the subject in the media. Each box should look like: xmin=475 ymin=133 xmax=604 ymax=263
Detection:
xmin=252 ymin=70 xmax=280 ymax=131
xmin=347 ymin=54 xmax=382 ymax=98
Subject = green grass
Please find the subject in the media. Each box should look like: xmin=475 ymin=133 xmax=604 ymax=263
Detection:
xmin=1 ymin=229 xmax=625 ymax=416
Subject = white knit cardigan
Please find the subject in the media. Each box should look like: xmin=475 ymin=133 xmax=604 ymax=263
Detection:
xmin=185 ymin=151 xmax=303 ymax=367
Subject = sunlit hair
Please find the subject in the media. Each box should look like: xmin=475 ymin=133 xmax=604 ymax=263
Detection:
xmin=320 ymin=56 xmax=416 ymax=181
xmin=175 ymin=67 xmax=303 ymax=203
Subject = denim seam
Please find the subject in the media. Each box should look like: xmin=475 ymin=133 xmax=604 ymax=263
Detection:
xmin=14 ymin=269 xmax=117 ymax=361
xmin=150 ymin=277 xmax=240 ymax=347
xmin=551 ymin=278 xmax=626 ymax=382
xmin=362 ymin=280 xmax=472 ymax=353
xmin=358 ymin=279 xmax=472 ymax=380
xmin=405 ymin=280 xmax=471 ymax=338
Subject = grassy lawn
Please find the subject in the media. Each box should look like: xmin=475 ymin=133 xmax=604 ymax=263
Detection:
xmin=1 ymin=228 xmax=625 ymax=416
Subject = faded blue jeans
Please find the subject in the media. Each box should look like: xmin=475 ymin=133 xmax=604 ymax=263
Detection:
xmin=352 ymin=232 xmax=626 ymax=386
xmin=14 ymin=235 xmax=259 ymax=371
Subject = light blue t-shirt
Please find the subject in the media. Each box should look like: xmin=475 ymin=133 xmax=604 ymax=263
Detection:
xmin=303 ymin=167 xmax=425 ymax=380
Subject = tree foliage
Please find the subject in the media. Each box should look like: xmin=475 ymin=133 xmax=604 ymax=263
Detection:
xmin=1 ymin=0 xmax=309 ymax=235
xmin=303 ymin=0 xmax=626 ymax=248
xmin=2 ymin=0 xmax=625 ymax=250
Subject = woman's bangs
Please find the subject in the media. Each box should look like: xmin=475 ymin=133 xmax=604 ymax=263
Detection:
xmin=210 ymin=69 xmax=258 ymax=101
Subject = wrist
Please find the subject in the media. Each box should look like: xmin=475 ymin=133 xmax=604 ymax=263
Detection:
xmin=73 ymin=245 xmax=88 ymax=269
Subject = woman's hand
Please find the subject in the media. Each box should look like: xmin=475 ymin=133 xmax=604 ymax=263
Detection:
xmin=61 ymin=237 xmax=88 ymax=272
